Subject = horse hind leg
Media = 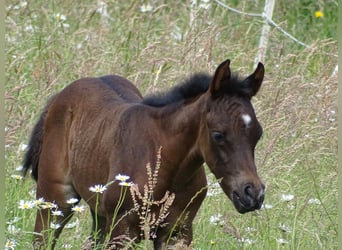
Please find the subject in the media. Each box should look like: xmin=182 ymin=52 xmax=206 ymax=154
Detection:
xmin=33 ymin=182 xmax=81 ymax=249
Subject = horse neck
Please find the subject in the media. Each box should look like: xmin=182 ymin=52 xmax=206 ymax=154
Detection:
xmin=153 ymin=95 xmax=207 ymax=174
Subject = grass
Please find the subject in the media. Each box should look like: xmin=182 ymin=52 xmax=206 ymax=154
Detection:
xmin=5 ymin=0 xmax=337 ymax=249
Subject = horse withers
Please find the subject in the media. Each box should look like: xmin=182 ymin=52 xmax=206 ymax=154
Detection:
xmin=22 ymin=59 xmax=265 ymax=249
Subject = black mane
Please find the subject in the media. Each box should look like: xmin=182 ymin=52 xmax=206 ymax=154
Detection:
xmin=142 ymin=72 xmax=251 ymax=107
xmin=142 ymin=73 xmax=212 ymax=107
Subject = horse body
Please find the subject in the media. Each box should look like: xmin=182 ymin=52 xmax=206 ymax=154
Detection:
xmin=23 ymin=60 xmax=265 ymax=249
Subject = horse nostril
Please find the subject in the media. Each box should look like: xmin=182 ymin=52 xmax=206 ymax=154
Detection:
xmin=244 ymin=183 xmax=254 ymax=197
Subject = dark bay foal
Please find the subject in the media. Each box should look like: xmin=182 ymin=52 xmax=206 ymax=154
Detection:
xmin=23 ymin=59 xmax=265 ymax=249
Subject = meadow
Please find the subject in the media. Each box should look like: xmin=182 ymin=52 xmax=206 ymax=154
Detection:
xmin=5 ymin=0 xmax=337 ymax=249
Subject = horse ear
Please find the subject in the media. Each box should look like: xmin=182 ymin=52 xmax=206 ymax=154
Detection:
xmin=209 ymin=59 xmax=231 ymax=98
xmin=244 ymin=62 xmax=264 ymax=97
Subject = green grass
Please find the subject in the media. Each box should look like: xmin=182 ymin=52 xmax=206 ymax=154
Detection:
xmin=5 ymin=1 xmax=337 ymax=249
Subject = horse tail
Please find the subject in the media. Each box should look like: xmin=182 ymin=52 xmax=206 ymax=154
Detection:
xmin=22 ymin=96 xmax=55 ymax=181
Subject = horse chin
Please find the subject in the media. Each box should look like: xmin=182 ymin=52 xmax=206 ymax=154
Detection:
xmin=232 ymin=191 xmax=251 ymax=214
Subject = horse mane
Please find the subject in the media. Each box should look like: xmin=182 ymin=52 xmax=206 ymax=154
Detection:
xmin=142 ymin=72 xmax=250 ymax=107
xmin=142 ymin=73 xmax=212 ymax=107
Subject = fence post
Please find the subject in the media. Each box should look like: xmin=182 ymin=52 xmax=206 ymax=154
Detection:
xmin=254 ymin=0 xmax=275 ymax=67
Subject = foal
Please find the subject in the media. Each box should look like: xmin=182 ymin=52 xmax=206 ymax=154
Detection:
xmin=23 ymin=59 xmax=265 ymax=249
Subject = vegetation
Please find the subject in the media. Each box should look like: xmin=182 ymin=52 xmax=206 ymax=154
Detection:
xmin=5 ymin=0 xmax=337 ymax=249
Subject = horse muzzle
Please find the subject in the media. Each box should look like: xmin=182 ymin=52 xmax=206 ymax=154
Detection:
xmin=231 ymin=183 xmax=265 ymax=214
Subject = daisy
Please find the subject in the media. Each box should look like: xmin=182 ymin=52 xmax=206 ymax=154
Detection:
xmin=41 ymin=202 xmax=57 ymax=209
xmin=281 ymin=194 xmax=294 ymax=202
xmin=18 ymin=200 xmax=34 ymax=210
xmin=66 ymin=198 xmax=79 ymax=204
xmin=308 ymin=198 xmax=321 ymax=205
xmin=115 ymin=174 xmax=130 ymax=182
xmin=72 ymin=205 xmax=86 ymax=213
xmin=52 ymin=210 xmax=64 ymax=217
xmin=209 ymin=213 xmax=224 ymax=225
xmin=140 ymin=4 xmax=153 ymax=13
xmin=119 ymin=181 xmax=133 ymax=187
xmin=11 ymin=174 xmax=23 ymax=180
xmin=89 ymin=184 xmax=107 ymax=193
xmin=5 ymin=239 xmax=16 ymax=250
xmin=50 ymin=222 xmax=61 ymax=229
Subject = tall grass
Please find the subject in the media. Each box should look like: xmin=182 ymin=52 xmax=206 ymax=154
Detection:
xmin=5 ymin=1 xmax=337 ymax=249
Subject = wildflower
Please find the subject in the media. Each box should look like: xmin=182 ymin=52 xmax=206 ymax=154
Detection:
xmin=7 ymin=217 xmax=20 ymax=225
xmin=50 ymin=222 xmax=61 ymax=229
xmin=15 ymin=166 xmax=23 ymax=171
xmin=277 ymin=238 xmax=289 ymax=244
xmin=119 ymin=181 xmax=134 ymax=187
xmin=308 ymin=198 xmax=321 ymax=205
xmin=89 ymin=184 xmax=107 ymax=194
xmin=18 ymin=143 xmax=28 ymax=151
xmin=245 ymin=227 xmax=256 ymax=233
xmin=65 ymin=219 xmax=79 ymax=229
xmin=314 ymin=11 xmax=324 ymax=18
xmin=7 ymin=224 xmax=21 ymax=234
xmin=18 ymin=200 xmax=34 ymax=209
xmin=33 ymin=197 xmax=45 ymax=207
xmin=210 ymin=240 xmax=215 ymax=245
xmin=10 ymin=174 xmax=23 ymax=180
xmin=281 ymin=194 xmax=294 ymax=202
xmin=66 ymin=198 xmax=79 ymax=204
xmin=140 ymin=4 xmax=153 ymax=13
xmin=40 ymin=202 xmax=57 ymax=209
xmin=115 ymin=174 xmax=130 ymax=182
xmin=199 ymin=0 xmax=210 ymax=10
xmin=24 ymin=25 xmax=34 ymax=32
xmin=5 ymin=239 xmax=17 ymax=250
xmin=71 ymin=205 xmax=86 ymax=213
xmin=261 ymin=203 xmax=273 ymax=209
xmin=52 ymin=210 xmax=64 ymax=217
xmin=55 ymin=13 xmax=67 ymax=22
xmin=209 ymin=213 xmax=224 ymax=225
xmin=238 ymin=238 xmax=256 ymax=245
xmin=62 ymin=244 xmax=72 ymax=249
xmin=278 ymin=223 xmax=292 ymax=233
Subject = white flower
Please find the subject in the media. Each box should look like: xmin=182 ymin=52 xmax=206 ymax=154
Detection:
xmin=245 ymin=227 xmax=256 ymax=233
xmin=277 ymin=238 xmax=289 ymax=244
xmin=18 ymin=200 xmax=34 ymax=209
xmin=33 ymin=197 xmax=45 ymax=207
xmin=281 ymin=194 xmax=294 ymax=202
xmin=55 ymin=13 xmax=67 ymax=22
xmin=308 ymin=198 xmax=321 ymax=205
xmin=66 ymin=198 xmax=79 ymax=204
xmin=115 ymin=174 xmax=130 ymax=182
xmin=5 ymin=239 xmax=16 ymax=250
xmin=52 ymin=210 xmax=64 ymax=217
xmin=7 ymin=224 xmax=21 ymax=234
xmin=62 ymin=244 xmax=73 ymax=249
xmin=15 ymin=165 xmax=23 ymax=171
xmin=119 ymin=181 xmax=133 ymax=187
xmin=18 ymin=143 xmax=28 ymax=151
xmin=65 ymin=219 xmax=79 ymax=229
xmin=278 ymin=223 xmax=292 ymax=233
xmin=50 ymin=222 xmax=61 ymax=229
xmin=40 ymin=202 xmax=57 ymax=209
xmin=7 ymin=217 xmax=20 ymax=225
xmin=89 ymin=184 xmax=107 ymax=193
xmin=140 ymin=4 xmax=153 ymax=13
xmin=71 ymin=205 xmax=86 ymax=213
xmin=261 ymin=203 xmax=273 ymax=209
xmin=209 ymin=213 xmax=224 ymax=225
xmin=238 ymin=237 xmax=256 ymax=245
xmin=11 ymin=174 xmax=23 ymax=180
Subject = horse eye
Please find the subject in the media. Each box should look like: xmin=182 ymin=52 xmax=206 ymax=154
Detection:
xmin=211 ymin=131 xmax=225 ymax=144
